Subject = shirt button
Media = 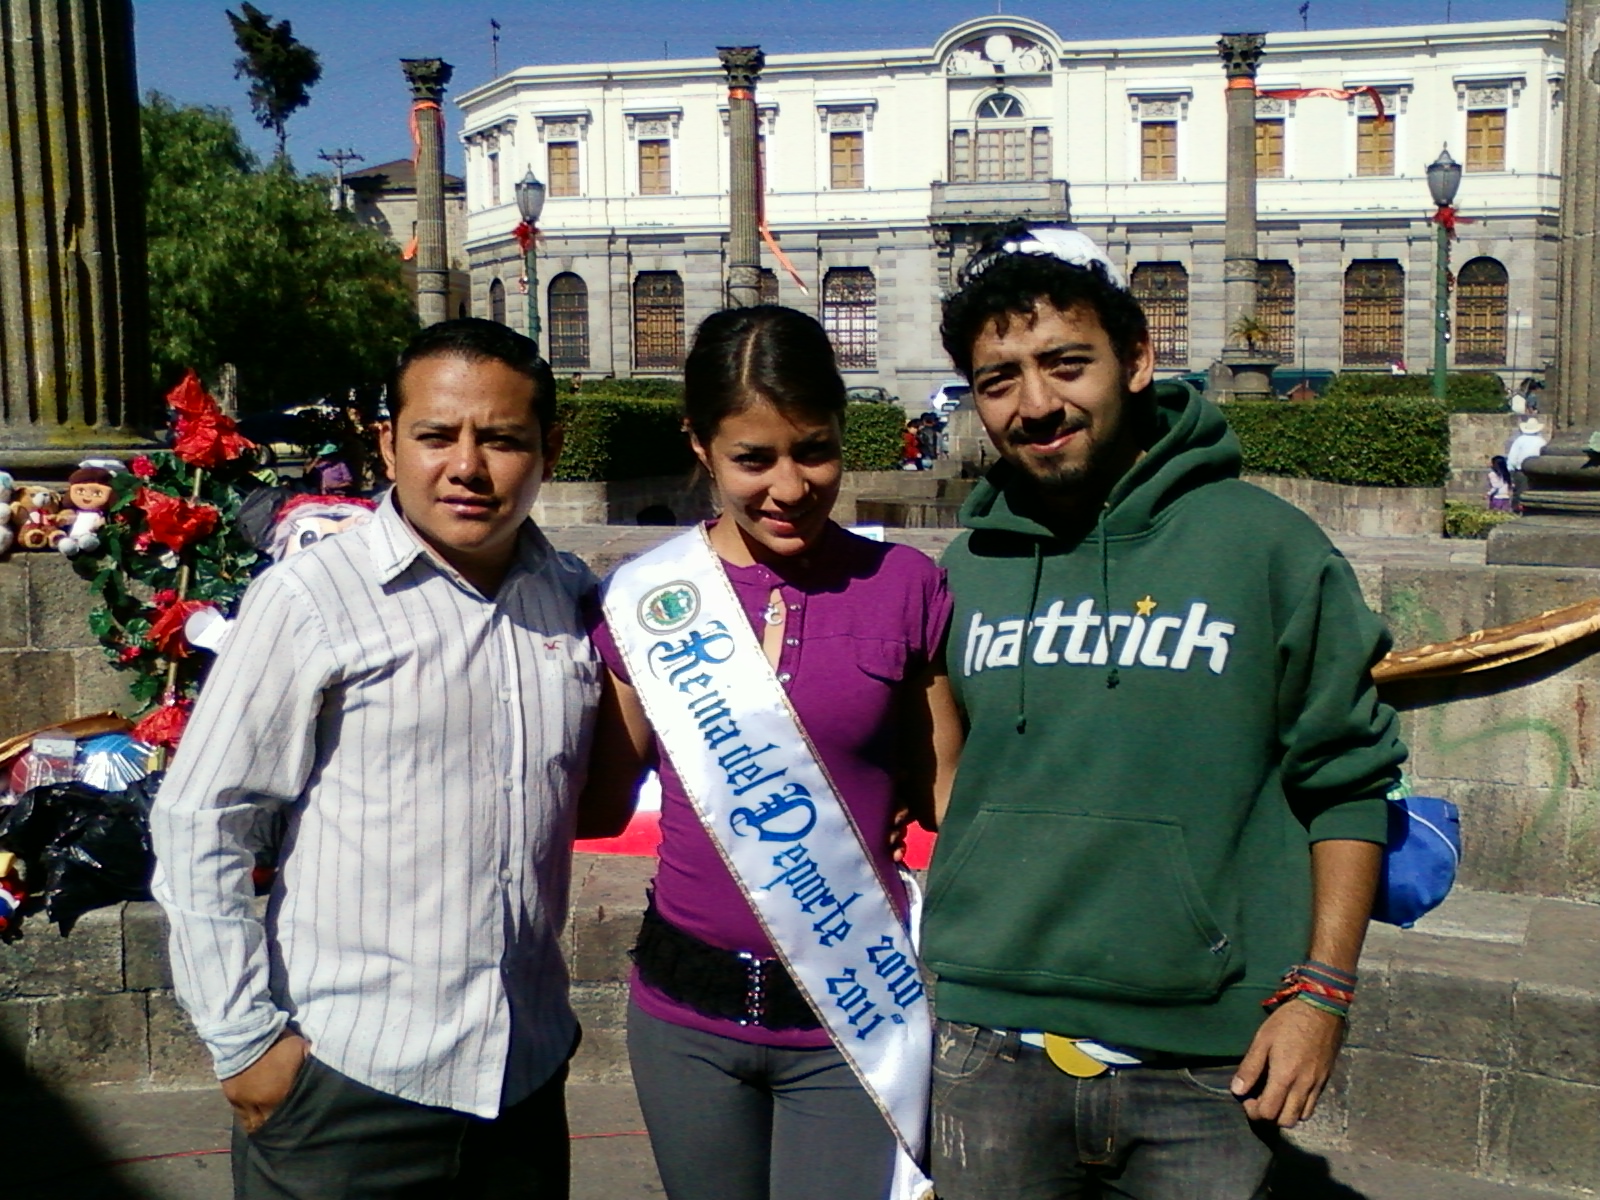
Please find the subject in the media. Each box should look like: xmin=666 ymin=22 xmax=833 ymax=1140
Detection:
xmin=788 ymin=603 xmax=800 ymax=612
xmin=500 ymin=868 xmax=513 ymax=884
xmin=777 ymin=672 xmax=792 ymax=683
xmin=784 ymin=637 xmax=798 ymax=646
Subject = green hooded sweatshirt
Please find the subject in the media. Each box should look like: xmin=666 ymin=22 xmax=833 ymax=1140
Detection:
xmin=924 ymin=381 xmax=1406 ymax=1057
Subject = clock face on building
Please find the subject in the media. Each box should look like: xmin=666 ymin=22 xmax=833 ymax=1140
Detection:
xmin=984 ymin=34 xmax=1014 ymax=63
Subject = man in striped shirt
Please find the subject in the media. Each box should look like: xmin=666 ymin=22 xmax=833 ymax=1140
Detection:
xmin=151 ymin=319 xmax=602 ymax=1198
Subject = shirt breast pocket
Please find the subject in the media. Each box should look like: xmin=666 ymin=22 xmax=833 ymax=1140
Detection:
xmin=852 ymin=636 xmax=910 ymax=685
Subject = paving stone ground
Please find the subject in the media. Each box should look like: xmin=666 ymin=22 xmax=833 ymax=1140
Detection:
xmin=12 ymin=1079 xmax=1585 ymax=1200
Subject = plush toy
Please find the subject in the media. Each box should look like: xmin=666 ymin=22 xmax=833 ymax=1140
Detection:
xmin=14 ymin=486 xmax=63 ymax=551
xmin=56 ymin=465 xmax=117 ymax=558
xmin=0 ymin=471 xmax=16 ymax=556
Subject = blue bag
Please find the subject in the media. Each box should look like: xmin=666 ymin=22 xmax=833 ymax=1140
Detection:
xmin=1372 ymin=795 xmax=1461 ymax=928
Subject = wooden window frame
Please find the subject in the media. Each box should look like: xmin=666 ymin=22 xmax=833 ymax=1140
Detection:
xmin=822 ymin=268 xmax=877 ymax=370
xmin=1356 ymin=115 xmax=1395 ymax=177
xmin=633 ymin=271 xmax=684 ymax=370
xmin=1255 ymin=119 xmax=1285 ymax=179
xmin=1130 ymin=263 xmax=1189 ymax=367
xmin=547 ymin=142 xmax=580 ymax=198
xmin=1141 ymin=121 xmax=1177 ymax=182
xmin=1465 ymin=108 xmax=1507 ymax=173
xmin=830 ymin=131 xmax=864 ymax=190
xmin=547 ymin=273 xmax=589 ymax=370
xmin=1342 ymin=259 xmax=1405 ymax=366
xmin=638 ymin=138 xmax=671 ymax=196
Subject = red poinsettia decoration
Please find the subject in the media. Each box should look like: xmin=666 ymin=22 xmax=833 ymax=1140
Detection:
xmin=130 ymin=455 xmax=157 ymax=480
xmin=165 ymin=369 xmax=255 ymax=469
xmin=137 ymin=487 xmax=220 ymax=553
xmin=148 ymin=598 xmax=215 ymax=659
xmin=132 ymin=694 xmax=193 ymax=750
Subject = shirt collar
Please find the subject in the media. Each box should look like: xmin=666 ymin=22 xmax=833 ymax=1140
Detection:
xmin=368 ymin=488 xmax=550 ymax=591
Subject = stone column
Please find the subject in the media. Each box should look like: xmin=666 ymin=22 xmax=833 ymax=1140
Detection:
xmin=1216 ymin=33 xmax=1274 ymax=400
xmin=719 ymin=47 xmax=765 ymax=308
xmin=1488 ymin=0 xmax=1600 ymax=564
xmin=0 ymin=0 xmax=152 ymax=467
xmin=401 ymin=58 xmax=453 ymax=328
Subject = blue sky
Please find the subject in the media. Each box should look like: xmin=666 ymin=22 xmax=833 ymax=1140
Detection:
xmin=133 ymin=0 xmax=1562 ymax=175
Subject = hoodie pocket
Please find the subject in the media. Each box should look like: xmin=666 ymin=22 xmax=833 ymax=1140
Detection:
xmin=923 ymin=807 xmax=1243 ymax=1004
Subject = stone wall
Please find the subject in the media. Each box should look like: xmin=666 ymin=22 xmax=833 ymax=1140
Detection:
xmin=1246 ymin=476 xmax=1444 ymax=537
xmin=0 ymin=553 xmax=132 ymax=733
xmin=1451 ymin=412 xmax=1520 ymax=503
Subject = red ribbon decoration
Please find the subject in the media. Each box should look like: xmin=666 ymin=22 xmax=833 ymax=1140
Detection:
xmin=402 ymin=100 xmax=443 ymax=262
xmin=148 ymin=599 xmax=216 ymax=660
xmin=512 ymin=220 xmax=535 ymax=253
xmin=1254 ymin=85 xmax=1387 ymax=125
xmin=1429 ymin=204 xmax=1476 ymax=240
xmin=730 ymin=84 xmax=808 ymax=294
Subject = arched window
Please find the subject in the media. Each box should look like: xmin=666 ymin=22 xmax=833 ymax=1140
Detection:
xmin=488 ymin=278 xmax=507 ymax=326
xmin=1130 ymin=263 xmax=1189 ymax=367
xmin=1342 ymin=260 xmax=1405 ymax=366
xmin=633 ymin=272 xmax=684 ymax=370
xmin=822 ymin=268 xmax=877 ymax=370
xmin=977 ymin=93 xmax=1024 ymax=119
xmin=547 ymin=273 xmax=589 ymax=370
xmin=1255 ymin=261 xmax=1296 ymax=362
xmin=1455 ymin=257 xmax=1509 ymax=366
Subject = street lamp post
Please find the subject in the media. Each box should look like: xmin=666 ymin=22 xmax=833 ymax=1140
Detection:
xmin=1426 ymin=146 xmax=1463 ymax=402
xmin=514 ymin=168 xmax=548 ymax=353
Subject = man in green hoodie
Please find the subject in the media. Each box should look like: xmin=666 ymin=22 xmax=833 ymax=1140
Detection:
xmin=923 ymin=226 xmax=1406 ymax=1200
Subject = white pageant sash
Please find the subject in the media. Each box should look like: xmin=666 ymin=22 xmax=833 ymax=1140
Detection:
xmin=604 ymin=528 xmax=932 ymax=1200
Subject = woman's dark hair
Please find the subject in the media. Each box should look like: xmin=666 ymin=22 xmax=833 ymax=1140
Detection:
xmin=940 ymin=221 xmax=1149 ymax=379
xmin=682 ymin=305 xmax=847 ymax=446
xmin=389 ymin=318 xmax=557 ymax=434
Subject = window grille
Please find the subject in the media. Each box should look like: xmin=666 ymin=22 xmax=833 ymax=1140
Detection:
xmin=1130 ymin=263 xmax=1189 ymax=367
xmin=633 ymin=272 xmax=684 ymax=370
xmin=1256 ymin=261 xmax=1296 ymax=362
xmin=822 ymin=268 xmax=877 ymax=370
xmin=977 ymin=94 xmax=1024 ymax=119
xmin=1455 ymin=257 xmax=1509 ymax=365
xmin=1342 ymin=260 xmax=1405 ymax=365
xmin=548 ymin=142 xmax=579 ymax=197
xmin=1141 ymin=122 xmax=1177 ymax=181
xmin=547 ymin=273 xmax=589 ymax=370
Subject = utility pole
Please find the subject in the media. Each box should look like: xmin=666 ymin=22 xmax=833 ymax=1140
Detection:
xmin=318 ymin=148 xmax=364 ymax=210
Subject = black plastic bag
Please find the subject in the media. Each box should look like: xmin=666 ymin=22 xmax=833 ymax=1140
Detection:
xmin=0 ymin=774 xmax=161 ymax=935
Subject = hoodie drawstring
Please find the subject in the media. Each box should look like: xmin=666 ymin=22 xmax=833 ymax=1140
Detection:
xmin=1099 ymin=507 xmax=1120 ymax=689
xmin=1017 ymin=541 xmax=1044 ymax=733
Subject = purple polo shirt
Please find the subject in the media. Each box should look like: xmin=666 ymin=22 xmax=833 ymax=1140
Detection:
xmin=592 ymin=522 xmax=952 ymax=1048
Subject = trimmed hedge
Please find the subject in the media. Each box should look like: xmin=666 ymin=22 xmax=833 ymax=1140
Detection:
xmin=550 ymin=394 xmax=905 ymax=482
xmin=1224 ymin=398 xmax=1450 ymax=488
xmin=842 ymin=402 xmax=909 ymax=472
xmin=1323 ymin=371 xmax=1506 ymax=413
xmin=553 ymin=396 xmax=690 ymax=483
xmin=563 ymin=375 xmax=685 ymax=402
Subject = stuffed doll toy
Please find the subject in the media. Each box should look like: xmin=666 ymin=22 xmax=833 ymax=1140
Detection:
xmin=0 ymin=471 xmax=16 ymax=556
xmin=14 ymin=486 xmax=63 ymax=551
xmin=56 ymin=465 xmax=118 ymax=558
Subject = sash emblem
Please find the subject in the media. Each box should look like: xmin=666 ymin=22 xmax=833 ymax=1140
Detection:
xmin=639 ymin=580 xmax=700 ymax=633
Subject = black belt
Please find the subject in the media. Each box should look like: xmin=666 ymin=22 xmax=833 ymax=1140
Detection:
xmin=632 ymin=902 xmax=821 ymax=1031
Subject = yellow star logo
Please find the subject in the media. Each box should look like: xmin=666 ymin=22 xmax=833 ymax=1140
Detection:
xmin=1135 ymin=595 xmax=1157 ymax=617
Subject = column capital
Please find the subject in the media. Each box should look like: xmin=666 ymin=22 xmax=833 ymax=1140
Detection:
xmin=401 ymin=58 xmax=455 ymax=102
xmin=718 ymin=46 xmax=765 ymax=91
xmin=1216 ymin=33 xmax=1266 ymax=80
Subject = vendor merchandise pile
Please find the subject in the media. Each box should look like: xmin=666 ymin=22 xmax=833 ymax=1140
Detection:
xmin=0 ymin=714 xmax=162 ymax=935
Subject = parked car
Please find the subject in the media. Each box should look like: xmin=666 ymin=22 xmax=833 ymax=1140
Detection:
xmin=846 ymin=386 xmax=897 ymax=404
xmin=929 ymin=379 xmax=971 ymax=414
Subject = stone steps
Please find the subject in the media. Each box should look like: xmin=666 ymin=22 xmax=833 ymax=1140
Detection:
xmin=1293 ymin=887 xmax=1600 ymax=1194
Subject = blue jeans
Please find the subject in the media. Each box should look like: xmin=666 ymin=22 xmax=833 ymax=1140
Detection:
xmin=930 ymin=1021 xmax=1271 ymax=1200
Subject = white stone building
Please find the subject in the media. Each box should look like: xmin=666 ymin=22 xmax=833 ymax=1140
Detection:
xmin=456 ymin=15 xmax=1563 ymax=402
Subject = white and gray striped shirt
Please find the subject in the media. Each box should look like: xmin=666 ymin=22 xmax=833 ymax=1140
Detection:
xmin=151 ymin=493 xmax=601 ymax=1118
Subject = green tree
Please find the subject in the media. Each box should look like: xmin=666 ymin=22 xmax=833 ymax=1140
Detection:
xmin=142 ymin=94 xmax=417 ymax=412
xmin=226 ymin=2 xmax=322 ymax=160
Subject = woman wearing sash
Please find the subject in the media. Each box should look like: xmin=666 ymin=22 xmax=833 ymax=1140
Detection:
xmin=584 ymin=305 xmax=962 ymax=1200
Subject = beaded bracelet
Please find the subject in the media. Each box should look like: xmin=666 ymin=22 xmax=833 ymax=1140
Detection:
xmin=1263 ymin=960 xmax=1357 ymax=1020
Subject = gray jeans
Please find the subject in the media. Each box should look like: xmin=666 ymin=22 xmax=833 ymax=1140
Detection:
xmin=930 ymin=1021 xmax=1271 ymax=1200
xmin=627 ymin=1002 xmax=898 ymax=1200
xmin=232 ymin=1054 xmax=569 ymax=1200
